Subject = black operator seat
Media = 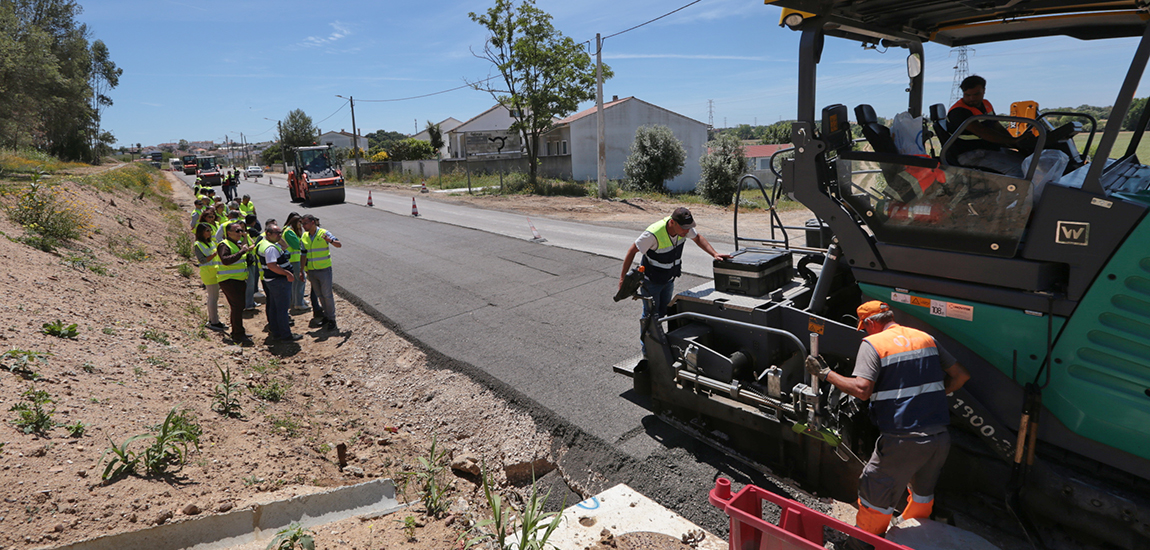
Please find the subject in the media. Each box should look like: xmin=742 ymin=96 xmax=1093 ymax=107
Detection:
xmin=928 ymin=103 xmax=956 ymax=162
xmin=854 ymin=104 xmax=898 ymax=155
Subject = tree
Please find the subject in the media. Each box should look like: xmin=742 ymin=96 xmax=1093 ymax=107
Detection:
xmin=1123 ymin=97 xmax=1148 ymax=132
xmin=698 ymin=134 xmax=749 ymax=206
xmin=281 ymin=109 xmax=317 ymax=149
xmin=89 ymin=39 xmax=120 ymax=163
xmin=469 ymin=0 xmax=610 ymax=192
xmin=624 ymin=125 xmax=685 ymax=193
xmin=178 ymin=139 xmax=189 ymax=152
xmin=389 ymin=138 xmax=436 ymax=161
xmin=425 ymin=120 xmax=444 ymax=153
xmin=365 ymin=129 xmax=406 ymax=153
xmin=759 ymin=120 xmax=793 ymax=145
xmin=261 ymin=143 xmax=282 ymax=165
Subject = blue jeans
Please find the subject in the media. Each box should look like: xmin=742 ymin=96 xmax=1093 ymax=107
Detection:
xmin=262 ymin=277 xmax=292 ymax=339
xmin=290 ymin=260 xmax=306 ymax=309
xmin=244 ymin=262 xmax=259 ymax=309
xmin=640 ymin=278 xmax=675 ymax=353
xmin=307 ymin=267 xmax=335 ymax=322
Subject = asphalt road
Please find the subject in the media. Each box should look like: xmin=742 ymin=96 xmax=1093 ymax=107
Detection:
xmin=181 ymin=172 xmax=790 ymax=536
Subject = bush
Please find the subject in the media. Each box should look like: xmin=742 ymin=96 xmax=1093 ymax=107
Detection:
xmin=624 ymin=125 xmax=685 ymax=193
xmin=5 ymin=182 xmax=93 ymax=245
xmin=388 ymin=138 xmax=437 ymax=161
xmin=698 ymin=134 xmax=749 ymax=206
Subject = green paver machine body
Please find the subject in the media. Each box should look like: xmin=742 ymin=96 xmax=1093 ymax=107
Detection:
xmin=619 ymin=2 xmax=1150 ymax=548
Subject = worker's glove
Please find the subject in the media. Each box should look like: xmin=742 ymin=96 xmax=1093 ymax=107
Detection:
xmin=804 ymin=354 xmax=831 ymax=382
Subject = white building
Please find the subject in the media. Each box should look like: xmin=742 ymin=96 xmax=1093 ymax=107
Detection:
xmin=412 ymin=117 xmax=463 ymax=158
xmin=317 ymin=130 xmax=369 ymax=151
xmin=542 ymin=96 xmax=708 ymax=192
xmin=448 ymin=105 xmax=540 ymax=159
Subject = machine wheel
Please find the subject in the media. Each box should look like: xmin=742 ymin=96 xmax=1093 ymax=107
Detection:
xmin=289 ymin=184 xmax=302 ymax=203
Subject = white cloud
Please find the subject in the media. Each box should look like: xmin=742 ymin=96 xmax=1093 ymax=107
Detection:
xmin=299 ymin=21 xmax=353 ymax=49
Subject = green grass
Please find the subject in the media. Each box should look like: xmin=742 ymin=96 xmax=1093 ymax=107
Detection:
xmin=1073 ymin=130 xmax=1150 ymax=161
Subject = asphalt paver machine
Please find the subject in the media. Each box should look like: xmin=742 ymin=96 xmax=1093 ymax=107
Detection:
xmin=288 ymin=145 xmax=345 ymax=206
xmin=617 ymin=3 xmax=1150 ymax=548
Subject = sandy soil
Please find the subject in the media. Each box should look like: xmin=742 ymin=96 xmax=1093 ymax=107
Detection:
xmin=0 ymin=167 xmax=557 ymax=550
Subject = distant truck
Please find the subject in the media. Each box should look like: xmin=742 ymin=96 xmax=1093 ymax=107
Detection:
xmin=195 ymin=156 xmax=223 ymax=186
xmin=182 ymin=155 xmax=198 ymax=176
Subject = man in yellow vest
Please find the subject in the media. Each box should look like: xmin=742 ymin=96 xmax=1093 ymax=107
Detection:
xmin=301 ymin=214 xmax=341 ymax=331
xmin=619 ymin=207 xmax=730 ymax=351
xmin=806 ymin=301 xmax=971 ymax=541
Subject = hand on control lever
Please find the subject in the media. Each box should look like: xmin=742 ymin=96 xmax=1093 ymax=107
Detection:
xmin=804 ymin=354 xmax=831 ymax=382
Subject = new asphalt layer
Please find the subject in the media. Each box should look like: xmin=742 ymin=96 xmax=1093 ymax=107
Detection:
xmin=184 ymin=173 xmax=824 ymax=538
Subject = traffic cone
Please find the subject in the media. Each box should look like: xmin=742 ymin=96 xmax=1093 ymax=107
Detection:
xmin=420 ymin=181 xmax=428 ymax=193
xmin=411 ymin=197 xmax=420 ymax=217
xmin=367 ymin=191 xmax=374 ymax=207
xmin=528 ymin=218 xmax=546 ymax=242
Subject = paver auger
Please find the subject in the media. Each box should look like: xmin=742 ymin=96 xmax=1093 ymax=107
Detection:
xmin=617 ymin=2 xmax=1150 ymax=548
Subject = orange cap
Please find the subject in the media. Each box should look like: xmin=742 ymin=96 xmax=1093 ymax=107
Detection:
xmin=857 ymin=300 xmax=890 ymax=330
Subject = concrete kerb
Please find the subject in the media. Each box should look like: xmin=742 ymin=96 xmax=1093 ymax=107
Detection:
xmin=40 ymin=479 xmax=405 ymax=550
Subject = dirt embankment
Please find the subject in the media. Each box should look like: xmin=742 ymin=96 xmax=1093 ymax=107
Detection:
xmin=0 ymin=167 xmax=555 ymax=549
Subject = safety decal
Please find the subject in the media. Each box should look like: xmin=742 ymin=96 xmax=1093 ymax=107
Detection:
xmin=808 ymin=317 xmax=825 ymax=335
xmin=890 ymin=292 xmax=974 ymax=322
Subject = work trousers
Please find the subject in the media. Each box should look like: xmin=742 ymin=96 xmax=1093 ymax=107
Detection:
xmin=223 ymin=184 xmax=236 ymax=202
xmin=244 ymin=261 xmax=259 ymax=309
xmin=218 ymin=278 xmax=247 ymax=341
xmin=262 ymin=277 xmax=292 ymax=339
xmin=205 ymin=282 xmax=220 ymax=325
xmin=640 ymin=278 xmax=675 ymax=354
xmin=307 ymin=267 xmax=336 ymax=322
xmin=291 ymin=260 xmax=307 ymax=309
xmin=856 ymin=430 xmax=950 ymax=534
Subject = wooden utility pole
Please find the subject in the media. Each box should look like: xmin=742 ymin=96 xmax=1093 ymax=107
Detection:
xmin=596 ymin=33 xmax=607 ymax=199
xmin=348 ymin=96 xmax=362 ymax=181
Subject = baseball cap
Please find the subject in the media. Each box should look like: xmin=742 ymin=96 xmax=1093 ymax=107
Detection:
xmin=856 ymin=300 xmax=890 ymax=330
xmin=671 ymin=207 xmax=695 ymax=230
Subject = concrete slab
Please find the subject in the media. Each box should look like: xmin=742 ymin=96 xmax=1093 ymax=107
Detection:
xmin=886 ymin=518 xmax=1001 ymax=550
xmin=537 ymin=484 xmax=726 ymax=550
xmin=42 ymin=479 xmax=406 ymax=550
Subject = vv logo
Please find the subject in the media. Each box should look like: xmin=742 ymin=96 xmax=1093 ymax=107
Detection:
xmin=1056 ymin=221 xmax=1090 ymax=246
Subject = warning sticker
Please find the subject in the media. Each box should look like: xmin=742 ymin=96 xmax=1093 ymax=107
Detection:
xmin=808 ymin=317 xmax=825 ymax=335
xmin=947 ymin=302 xmax=974 ymax=321
xmin=889 ymin=291 xmax=975 ymax=322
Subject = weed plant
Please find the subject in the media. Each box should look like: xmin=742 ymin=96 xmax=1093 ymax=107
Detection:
xmin=463 ymin=463 xmax=562 ymax=550
xmin=252 ymin=378 xmax=289 ymax=402
xmin=101 ymin=408 xmax=200 ymax=480
xmin=403 ymin=436 xmax=451 ymax=517
xmin=166 ymin=223 xmax=194 ymax=260
xmin=65 ymin=420 xmax=86 ymax=437
xmin=142 ymin=329 xmax=169 ymax=345
xmin=61 ymin=250 xmax=108 ymax=275
xmin=41 ymin=319 xmax=78 ymax=339
xmin=267 ymin=415 xmax=301 ymax=437
xmin=4 ymin=181 xmax=93 ymax=249
xmin=109 ymin=235 xmax=149 ymax=261
xmin=266 ymin=522 xmax=315 ymax=550
xmin=1 ymin=348 xmax=49 ymax=379
xmin=399 ymin=515 xmax=418 ymax=541
xmin=149 ymin=409 xmax=202 ymax=448
xmin=176 ymin=263 xmax=194 ymax=278
xmin=213 ymin=362 xmax=243 ymax=417
xmin=10 ymin=385 xmax=56 ymax=435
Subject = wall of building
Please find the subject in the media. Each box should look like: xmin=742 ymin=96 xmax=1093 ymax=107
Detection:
xmin=567 ymin=102 xmax=707 ymax=193
xmin=317 ymin=133 xmax=369 ymax=151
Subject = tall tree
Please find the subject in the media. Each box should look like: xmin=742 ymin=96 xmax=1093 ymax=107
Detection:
xmin=89 ymin=39 xmax=121 ymax=163
xmin=280 ymin=109 xmax=318 ymax=149
xmin=177 ymin=139 xmax=190 ymax=152
xmin=469 ymin=0 xmax=610 ymax=191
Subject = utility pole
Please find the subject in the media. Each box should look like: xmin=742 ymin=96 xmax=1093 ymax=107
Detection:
xmin=596 ymin=33 xmax=607 ymax=199
xmin=336 ymin=95 xmax=363 ymax=180
xmin=708 ymin=99 xmax=714 ymax=129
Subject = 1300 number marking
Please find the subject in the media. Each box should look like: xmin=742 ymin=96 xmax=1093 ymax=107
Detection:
xmin=951 ymin=398 xmax=996 ymax=437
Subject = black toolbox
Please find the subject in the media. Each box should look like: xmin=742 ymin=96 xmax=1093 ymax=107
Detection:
xmin=713 ymin=249 xmax=793 ymax=296
xmin=804 ymin=218 xmax=834 ymax=248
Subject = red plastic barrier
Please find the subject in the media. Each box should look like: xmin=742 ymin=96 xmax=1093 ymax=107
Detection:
xmin=708 ymin=477 xmax=909 ymax=550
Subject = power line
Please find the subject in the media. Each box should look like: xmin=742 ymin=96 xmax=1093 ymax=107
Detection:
xmin=315 ymin=100 xmax=349 ymax=125
xmin=356 ymin=76 xmax=497 ymax=103
xmin=603 ymin=0 xmax=703 ymax=40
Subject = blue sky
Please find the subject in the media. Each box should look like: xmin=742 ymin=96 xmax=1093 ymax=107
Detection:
xmin=83 ymin=0 xmax=1147 ymax=148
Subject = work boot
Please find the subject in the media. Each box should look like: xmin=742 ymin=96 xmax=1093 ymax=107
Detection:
xmin=325 ymin=320 xmax=338 ymax=332
xmin=309 ymin=317 xmax=325 ymax=328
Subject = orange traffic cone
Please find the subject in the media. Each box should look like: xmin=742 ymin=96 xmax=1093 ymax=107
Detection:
xmin=411 ymin=197 xmax=420 ymax=217
xmin=420 ymin=182 xmax=428 ymax=193
xmin=367 ymin=191 xmax=374 ymax=207
xmin=528 ymin=218 xmax=546 ymax=242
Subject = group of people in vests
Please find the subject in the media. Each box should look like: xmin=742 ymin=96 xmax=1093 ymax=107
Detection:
xmin=189 ymin=188 xmax=340 ymax=346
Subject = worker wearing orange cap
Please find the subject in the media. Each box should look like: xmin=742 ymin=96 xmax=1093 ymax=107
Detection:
xmin=805 ymin=300 xmax=970 ymax=541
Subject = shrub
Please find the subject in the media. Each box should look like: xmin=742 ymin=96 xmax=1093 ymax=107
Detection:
xmin=10 ymin=385 xmax=55 ymax=435
xmin=370 ymin=150 xmax=390 ymax=162
xmin=698 ymin=133 xmax=750 ymax=206
xmin=5 ymin=182 xmax=93 ymax=245
xmin=624 ymin=125 xmax=685 ymax=193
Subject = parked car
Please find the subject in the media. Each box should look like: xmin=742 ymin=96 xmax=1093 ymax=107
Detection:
xmin=245 ymin=165 xmax=264 ymax=178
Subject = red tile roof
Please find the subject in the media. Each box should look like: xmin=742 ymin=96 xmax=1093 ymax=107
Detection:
xmin=743 ymin=144 xmax=790 ymax=158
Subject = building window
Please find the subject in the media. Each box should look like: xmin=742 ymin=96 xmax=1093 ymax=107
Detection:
xmin=561 ymin=141 xmax=568 ymax=155
xmin=546 ymin=141 xmax=553 ymax=156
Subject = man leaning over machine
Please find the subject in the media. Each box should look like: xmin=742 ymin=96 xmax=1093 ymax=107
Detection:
xmin=806 ymin=301 xmax=971 ymax=541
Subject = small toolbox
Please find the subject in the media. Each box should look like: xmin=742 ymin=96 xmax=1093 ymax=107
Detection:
xmin=713 ymin=249 xmax=793 ymax=296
